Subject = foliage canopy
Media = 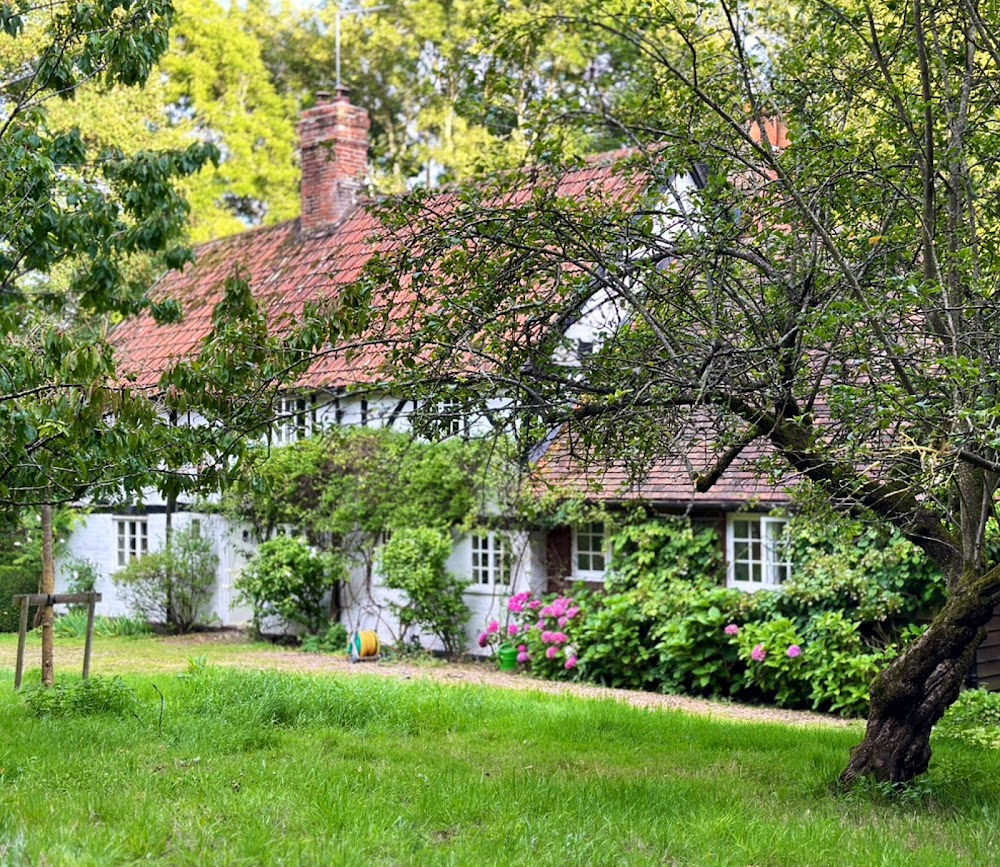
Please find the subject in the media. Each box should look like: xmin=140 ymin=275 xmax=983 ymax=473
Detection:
xmin=358 ymin=0 xmax=1000 ymax=784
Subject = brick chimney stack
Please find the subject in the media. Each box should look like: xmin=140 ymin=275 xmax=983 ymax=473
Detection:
xmin=298 ymin=87 xmax=370 ymax=231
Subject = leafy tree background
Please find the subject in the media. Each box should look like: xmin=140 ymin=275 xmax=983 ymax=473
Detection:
xmin=354 ymin=0 xmax=1000 ymax=785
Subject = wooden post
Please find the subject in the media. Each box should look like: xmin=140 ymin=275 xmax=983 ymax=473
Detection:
xmin=82 ymin=593 xmax=97 ymax=681
xmin=40 ymin=504 xmax=55 ymax=687
xmin=14 ymin=596 xmax=29 ymax=690
xmin=11 ymin=593 xmax=103 ymax=687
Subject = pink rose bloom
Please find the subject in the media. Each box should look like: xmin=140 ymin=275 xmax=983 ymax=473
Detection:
xmin=486 ymin=620 xmax=500 ymax=634
xmin=477 ymin=632 xmax=489 ymax=648
xmin=517 ymin=651 xmax=530 ymax=664
xmin=751 ymin=643 xmax=767 ymax=662
xmin=564 ymin=655 xmax=578 ymax=670
xmin=546 ymin=645 xmax=559 ymax=660
xmin=786 ymin=645 xmax=802 ymax=658
xmin=508 ymin=623 xmax=519 ymax=637
xmin=724 ymin=624 xmax=740 ymax=636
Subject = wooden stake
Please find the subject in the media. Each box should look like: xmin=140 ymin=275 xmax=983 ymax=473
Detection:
xmin=83 ymin=593 xmax=97 ymax=681
xmin=14 ymin=596 xmax=28 ymax=690
xmin=41 ymin=504 xmax=54 ymax=687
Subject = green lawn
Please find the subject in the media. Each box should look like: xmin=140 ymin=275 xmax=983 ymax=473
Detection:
xmin=0 ymin=637 xmax=998 ymax=865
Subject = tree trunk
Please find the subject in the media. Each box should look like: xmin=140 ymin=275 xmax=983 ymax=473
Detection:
xmin=40 ymin=504 xmax=55 ymax=688
xmin=841 ymin=566 xmax=999 ymax=785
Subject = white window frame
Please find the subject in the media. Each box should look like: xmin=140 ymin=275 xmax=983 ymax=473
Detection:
xmin=573 ymin=521 xmax=607 ymax=581
xmin=273 ymin=394 xmax=311 ymax=445
xmin=439 ymin=398 xmax=466 ymax=438
xmin=469 ymin=532 xmax=510 ymax=589
xmin=727 ymin=514 xmax=792 ymax=591
xmin=115 ymin=517 xmax=149 ymax=568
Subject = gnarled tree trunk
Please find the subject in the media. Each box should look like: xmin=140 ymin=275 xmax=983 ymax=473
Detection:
xmin=841 ymin=566 xmax=1000 ymax=785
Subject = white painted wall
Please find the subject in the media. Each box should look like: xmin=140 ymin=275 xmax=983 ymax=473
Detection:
xmin=59 ymin=506 xmax=549 ymax=655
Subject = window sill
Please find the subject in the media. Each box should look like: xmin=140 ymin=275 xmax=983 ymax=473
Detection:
xmin=465 ymin=586 xmax=514 ymax=597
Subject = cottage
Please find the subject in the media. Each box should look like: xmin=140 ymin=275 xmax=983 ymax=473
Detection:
xmin=59 ymin=91 xmax=796 ymax=649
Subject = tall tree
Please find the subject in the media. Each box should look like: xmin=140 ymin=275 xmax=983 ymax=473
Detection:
xmin=359 ymin=0 xmax=1000 ymax=785
xmin=45 ymin=0 xmax=300 ymax=242
xmin=0 ymin=0 xmax=318 ymax=517
xmin=249 ymin=0 xmax=643 ymax=190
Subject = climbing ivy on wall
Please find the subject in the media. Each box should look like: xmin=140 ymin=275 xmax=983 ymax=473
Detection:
xmin=224 ymin=427 xmax=507 ymax=543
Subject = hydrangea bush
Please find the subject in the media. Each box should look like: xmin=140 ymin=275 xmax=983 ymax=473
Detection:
xmin=472 ymin=517 xmax=939 ymax=717
xmin=479 ymin=591 xmax=585 ymax=679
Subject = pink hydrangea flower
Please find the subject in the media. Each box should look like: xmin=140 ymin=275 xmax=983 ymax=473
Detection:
xmin=541 ymin=630 xmax=554 ymax=644
xmin=786 ymin=645 xmax=802 ymax=658
xmin=508 ymin=592 xmax=531 ymax=614
xmin=508 ymin=623 xmax=519 ymax=637
xmin=486 ymin=620 xmax=500 ymax=635
xmin=567 ymin=607 xmax=580 ymax=619
xmin=517 ymin=651 xmax=530 ymax=664
xmin=546 ymin=645 xmax=559 ymax=660
xmin=724 ymin=624 xmax=740 ymax=636
xmin=528 ymin=600 xmax=543 ymax=611
xmin=564 ymin=655 xmax=578 ymax=670
xmin=554 ymin=632 xmax=568 ymax=644
xmin=517 ymin=644 xmax=527 ymax=653
xmin=477 ymin=632 xmax=489 ymax=648
xmin=751 ymin=643 xmax=767 ymax=662
xmin=558 ymin=616 xmax=568 ymax=627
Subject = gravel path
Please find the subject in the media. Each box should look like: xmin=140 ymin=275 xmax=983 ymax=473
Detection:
xmin=164 ymin=633 xmax=859 ymax=730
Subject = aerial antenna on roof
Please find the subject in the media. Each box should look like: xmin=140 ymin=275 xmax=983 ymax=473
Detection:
xmin=335 ymin=2 xmax=388 ymax=91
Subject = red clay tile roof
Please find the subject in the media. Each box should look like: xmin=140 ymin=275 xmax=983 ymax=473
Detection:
xmin=113 ymin=150 xmax=644 ymax=391
xmin=114 ymin=146 xmax=785 ymax=509
xmin=532 ymin=421 xmax=794 ymax=508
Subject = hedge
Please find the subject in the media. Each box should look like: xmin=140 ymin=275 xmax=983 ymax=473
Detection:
xmin=0 ymin=565 xmax=39 ymax=632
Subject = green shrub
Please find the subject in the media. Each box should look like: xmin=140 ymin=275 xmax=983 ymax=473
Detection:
xmin=301 ymin=621 xmax=349 ymax=653
xmin=606 ymin=519 xmax=724 ymax=592
xmin=0 ymin=565 xmax=37 ymax=633
xmin=237 ymin=535 xmax=345 ymax=636
xmin=113 ymin=526 xmax=218 ymax=633
xmin=733 ymin=617 xmax=808 ymax=707
xmin=652 ymin=586 xmax=747 ymax=695
xmin=22 ymin=676 xmax=138 ymax=718
xmin=782 ymin=520 xmax=945 ymax=627
xmin=53 ymin=612 xmax=152 ymax=639
xmin=62 ymin=556 xmax=99 ymax=610
xmin=935 ymin=688 xmax=1000 ymax=749
xmin=578 ymin=592 xmax=658 ymax=689
xmin=800 ymin=610 xmax=885 ymax=716
xmin=576 ymin=519 xmax=727 ymax=691
xmin=378 ymin=527 xmax=469 ymax=658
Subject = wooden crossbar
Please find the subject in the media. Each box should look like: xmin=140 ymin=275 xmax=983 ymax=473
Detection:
xmin=12 ymin=592 xmax=102 ymax=689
